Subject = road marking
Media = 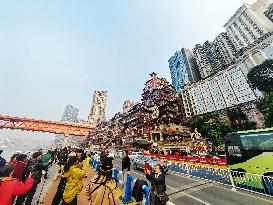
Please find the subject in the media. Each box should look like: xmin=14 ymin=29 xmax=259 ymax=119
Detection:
xmin=168 ymin=171 xmax=198 ymax=181
xmin=167 ymin=180 xmax=212 ymax=194
xmin=214 ymin=183 xmax=273 ymax=204
xmin=185 ymin=194 xmax=212 ymax=205
xmin=116 ymin=160 xmax=273 ymax=204
xmin=169 ymin=184 xmax=213 ymax=201
xmin=169 ymin=169 xmax=273 ymax=204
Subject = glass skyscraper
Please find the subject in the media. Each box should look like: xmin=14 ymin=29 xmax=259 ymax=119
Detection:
xmin=168 ymin=48 xmax=201 ymax=94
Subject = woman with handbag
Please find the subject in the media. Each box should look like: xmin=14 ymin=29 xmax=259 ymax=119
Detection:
xmin=145 ymin=164 xmax=168 ymax=205
xmin=85 ymin=157 xmax=120 ymax=205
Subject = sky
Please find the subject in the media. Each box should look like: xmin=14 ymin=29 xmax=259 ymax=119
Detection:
xmin=0 ymin=0 xmax=255 ymax=150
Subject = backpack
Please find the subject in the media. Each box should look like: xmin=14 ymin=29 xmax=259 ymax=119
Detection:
xmin=132 ymin=179 xmax=148 ymax=202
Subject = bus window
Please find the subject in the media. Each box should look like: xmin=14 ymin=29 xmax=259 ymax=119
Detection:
xmin=240 ymin=132 xmax=273 ymax=151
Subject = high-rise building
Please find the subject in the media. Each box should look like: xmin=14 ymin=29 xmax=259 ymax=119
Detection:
xmin=264 ymin=3 xmax=273 ymax=23
xmin=168 ymin=48 xmax=201 ymax=93
xmin=88 ymin=91 xmax=107 ymax=126
xmin=180 ymin=64 xmax=262 ymax=117
xmin=184 ymin=48 xmax=201 ymax=83
xmin=213 ymin=32 xmax=237 ymax=68
xmin=203 ymin=41 xmax=223 ymax=72
xmin=250 ymin=36 xmax=273 ymax=63
xmin=61 ymin=104 xmax=79 ymax=123
xmin=180 ymin=39 xmax=273 ymax=117
xmin=224 ymin=1 xmax=273 ymax=52
xmin=193 ymin=44 xmax=214 ymax=79
xmin=252 ymin=0 xmax=273 ymax=14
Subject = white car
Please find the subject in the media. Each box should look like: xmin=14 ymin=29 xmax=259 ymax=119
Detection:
xmin=133 ymin=156 xmax=168 ymax=173
xmin=129 ymin=152 xmax=144 ymax=162
xmin=115 ymin=151 xmax=123 ymax=158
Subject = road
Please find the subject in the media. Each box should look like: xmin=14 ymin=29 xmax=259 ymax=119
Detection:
xmin=114 ymin=159 xmax=273 ymax=205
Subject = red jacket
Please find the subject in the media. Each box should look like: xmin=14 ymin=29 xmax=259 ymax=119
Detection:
xmin=12 ymin=161 xmax=26 ymax=181
xmin=0 ymin=177 xmax=34 ymax=205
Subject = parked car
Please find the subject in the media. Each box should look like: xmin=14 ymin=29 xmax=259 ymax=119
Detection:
xmin=129 ymin=151 xmax=144 ymax=162
xmin=116 ymin=150 xmax=123 ymax=158
xmin=133 ymin=156 xmax=168 ymax=174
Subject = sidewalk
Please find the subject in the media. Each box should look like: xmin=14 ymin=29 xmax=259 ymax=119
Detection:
xmin=41 ymin=167 xmax=125 ymax=205
xmin=33 ymin=164 xmax=58 ymax=204
xmin=41 ymin=167 xmax=96 ymax=205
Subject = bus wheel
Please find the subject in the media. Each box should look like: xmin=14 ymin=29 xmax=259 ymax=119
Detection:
xmin=262 ymin=172 xmax=273 ymax=196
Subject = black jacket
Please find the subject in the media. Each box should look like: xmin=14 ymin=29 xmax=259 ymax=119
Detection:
xmin=100 ymin=151 xmax=107 ymax=164
xmin=122 ymin=156 xmax=131 ymax=171
xmin=24 ymin=158 xmax=45 ymax=184
xmin=146 ymin=173 xmax=166 ymax=194
xmin=132 ymin=179 xmax=148 ymax=202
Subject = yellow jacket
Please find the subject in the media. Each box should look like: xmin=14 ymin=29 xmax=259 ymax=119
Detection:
xmin=85 ymin=175 xmax=121 ymax=205
xmin=86 ymin=156 xmax=91 ymax=167
xmin=63 ymin=161 xmax=87 ymax=203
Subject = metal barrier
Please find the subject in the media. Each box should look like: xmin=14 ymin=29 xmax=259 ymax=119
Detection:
xmin=90 ymin=158 xmax=99 ymax=171
xmin=168 ymin=162 xmax=273 ymax=197
xmin=123 ymin=175 xmax=150 ymax=205
xmin=90 ymin=158 xmax=95 ymax=168
xmin=231 ymin=170 xmax=273 ymax=196
xmin=113 ymin=168 xmax=119 ymax=187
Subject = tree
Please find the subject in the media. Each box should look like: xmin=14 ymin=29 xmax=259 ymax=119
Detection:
xmin=247 ymin=59 xmax=273 ymax=93
xmin=204 ymin=118 xmax=231 ymax=148
xmin=190 ymin=113 xmax=231 ymax=148
xmin=256 ymin=91 xmax=273 ymax=127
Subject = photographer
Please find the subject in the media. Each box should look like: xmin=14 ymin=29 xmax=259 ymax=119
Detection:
xmin=12 ymin=154 xmax=27 ymax=181
xmin=0 ymin=164 xmax=34 ymax=205
xmin=58 ymin=148 xmax=68 ymax=166
xmin=15 ymin=151 xmax=46 ymax=205
xmin=145 ymin=164 xmax=168 ymax=205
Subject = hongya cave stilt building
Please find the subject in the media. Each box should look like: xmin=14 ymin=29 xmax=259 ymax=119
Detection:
xmin=120 ymin=73 xmax=193 ymax=153
xmin=88 ymin=73 xmax=212 ymax=154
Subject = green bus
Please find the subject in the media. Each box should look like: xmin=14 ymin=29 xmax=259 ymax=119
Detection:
xmin=225 ymin=127 xmax=273 ymax=195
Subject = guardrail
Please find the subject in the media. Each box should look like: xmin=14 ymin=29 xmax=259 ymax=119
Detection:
xmin=90 ymin=158 xmax=100 ymax=172
xmin=122 ymin=175 xmax=150 ymax=205
xmin=168 ymin=162 xmax=273 ymax=197
xmin=90 ymin=157 xmax=151 ymax=204
xmin=231 ymin=170 xmax=273 ymax=196
xmin=144 ymin=153 xmax=227 ymax=167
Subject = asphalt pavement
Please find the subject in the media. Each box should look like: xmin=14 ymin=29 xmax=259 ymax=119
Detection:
xmin=114 ymin=159 xmax=273 ymax=205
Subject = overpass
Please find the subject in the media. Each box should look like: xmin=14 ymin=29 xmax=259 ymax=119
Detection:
xmin=0 ymin=115 xmax=95 ymax=136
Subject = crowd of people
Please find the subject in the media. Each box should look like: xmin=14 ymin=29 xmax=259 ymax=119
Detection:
xmin=0 ymin=147 xmax=168 ymax=205
xmin=0 ymin=149 xmax=55 ymax=205
xmin=0 ymin=147 xmax=88 ymax=205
